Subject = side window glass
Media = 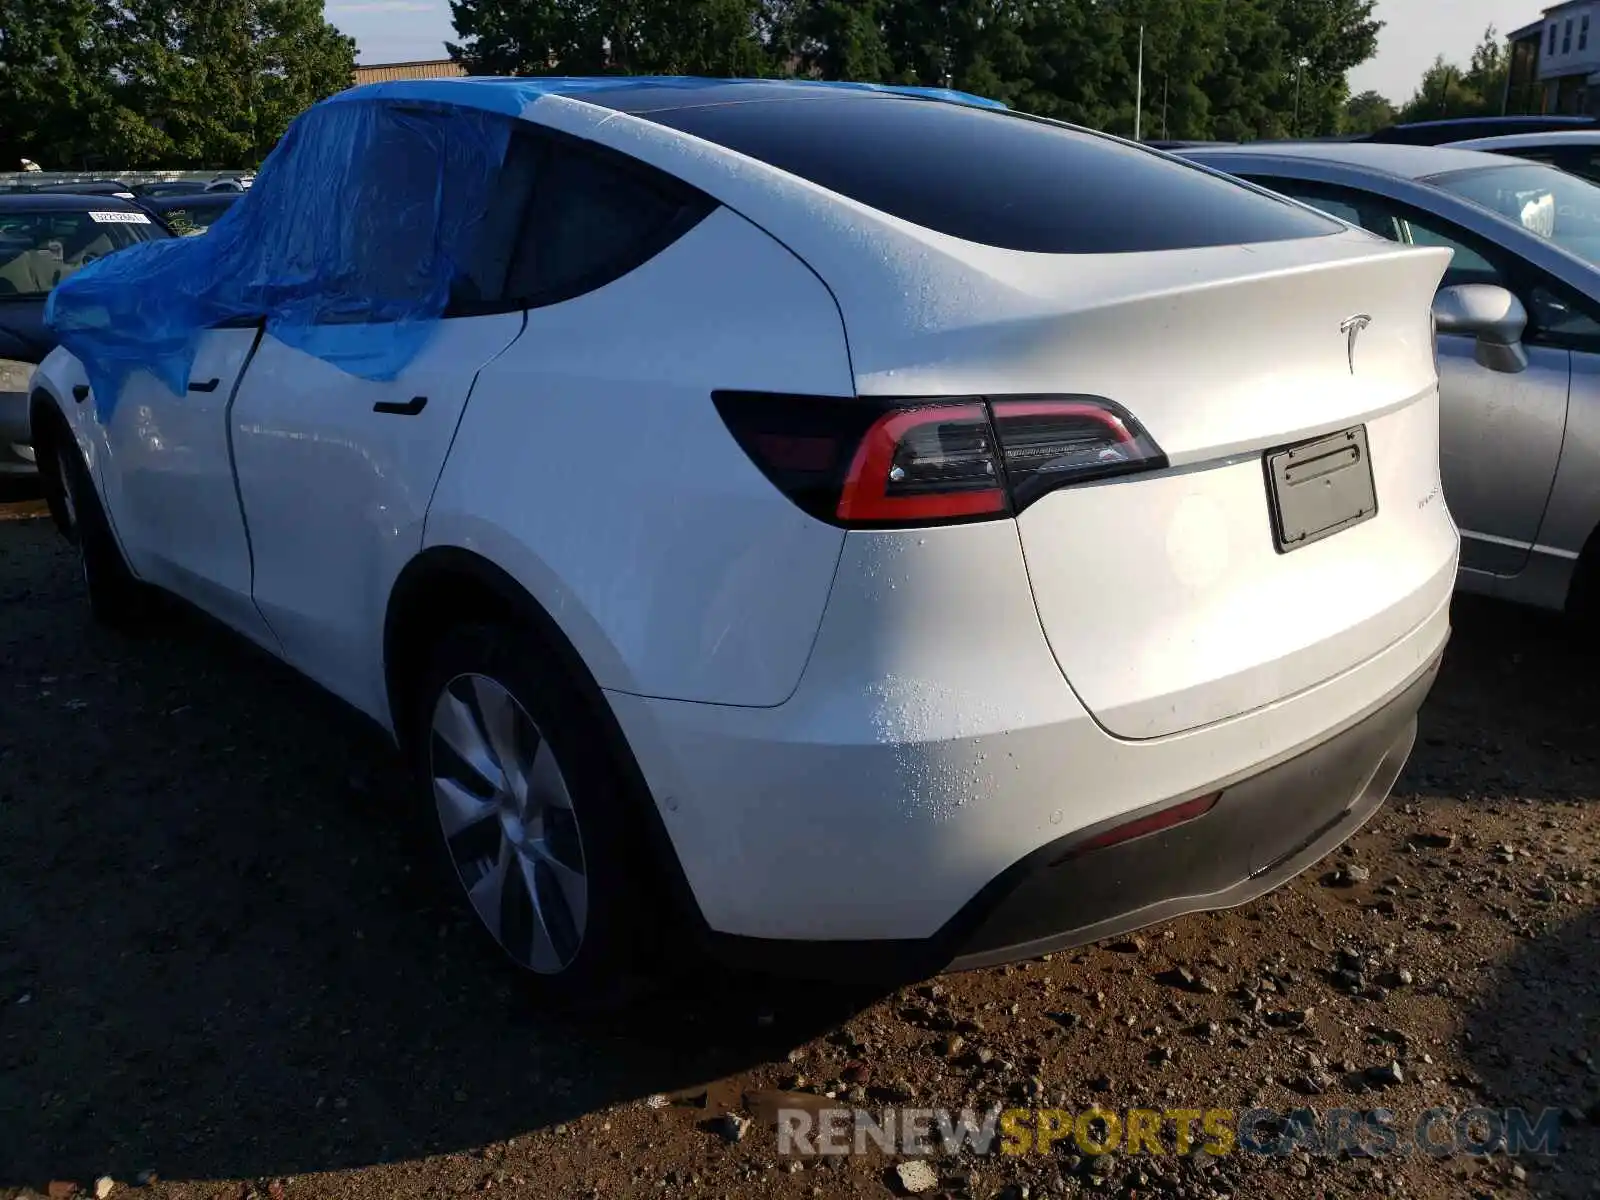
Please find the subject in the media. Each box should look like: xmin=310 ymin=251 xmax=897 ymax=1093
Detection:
xmin=506 ymin=141 xmax=705 ymax=305
xmin=1277 ymin=189 xmax=1362 ymax=226
xmin=1243 ymin=176 xmax=1372 ymax=230
xmin=451 ymin=133 xmax=540 ymax=311
xmin=1397 ymin=219 xmax=1507 ymax=289
xmin=1530 ymin=284 xmax=1600 ymax=343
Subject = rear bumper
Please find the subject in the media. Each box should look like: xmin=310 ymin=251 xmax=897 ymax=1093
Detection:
xmin=697 ymin=649 xmax=1437 ymax=982
xmin=946 ymin=649 xmax=1433 ymax=971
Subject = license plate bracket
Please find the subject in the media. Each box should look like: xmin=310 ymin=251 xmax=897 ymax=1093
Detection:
xmin=1264 ymin=425 xmax=1377 ymax=553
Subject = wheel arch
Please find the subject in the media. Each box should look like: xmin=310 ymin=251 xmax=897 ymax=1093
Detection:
xmin=381 ymin=545 xmax=713 ymax=931
xmin=1564 ymin=516 xmax=1600 ymax=620
xmin=29 ymin=386 xmax=76 ymax=539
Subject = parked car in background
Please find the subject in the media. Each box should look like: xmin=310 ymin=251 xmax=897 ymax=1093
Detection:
xmin=0 ymin=194 xmax=168 ymax=476
xmin=133 ymin=180 xmax=215 ymax=199
xmin=1447 ymin=130 xmax=1600 ymax=187
xmin=142 ymin=192 xmax=242 ymax=236
xmin=1182 ymin=141 xmax=1600 ymax=616
xmin=28 ymin=181 xmax=139 ymax=201
xmin=32 ymin=78 xmax=1455 ymax=1001
xmin=1359 ymin=115 xmax=1600 ymax=146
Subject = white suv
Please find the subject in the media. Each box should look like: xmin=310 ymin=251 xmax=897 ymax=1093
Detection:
xmin=30 ymin=79 xmax=1459 ymax=1002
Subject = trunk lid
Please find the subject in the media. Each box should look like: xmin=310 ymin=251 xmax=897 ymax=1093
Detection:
xmin=844 ymin=236 xmax=1457 ymax=739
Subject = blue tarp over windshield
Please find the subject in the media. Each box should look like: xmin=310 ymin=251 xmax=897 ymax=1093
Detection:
xmin=45 ymin=77 xmax=1005 ymax=421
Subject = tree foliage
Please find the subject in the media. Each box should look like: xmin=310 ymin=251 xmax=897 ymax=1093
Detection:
xmin=1341 ymin=87 xmax=1395 ymax=134
xmin=1395 ymin=27 xmax=1508 ymax=123
xmin=448 ymin=0 xmax=1384 ymax=139
xmin=0 ymin=0 xmax=353 ymax=170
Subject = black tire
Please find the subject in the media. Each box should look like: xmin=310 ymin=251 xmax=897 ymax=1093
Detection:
xmin=53 ymin=431 xmax=155 ymax=631
xmin=409 ymin=622 xmax=658 ymax=1009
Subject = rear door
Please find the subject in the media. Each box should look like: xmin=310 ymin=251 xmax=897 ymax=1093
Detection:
xmin=1253 ymin=176 xmax=1574 ymax=577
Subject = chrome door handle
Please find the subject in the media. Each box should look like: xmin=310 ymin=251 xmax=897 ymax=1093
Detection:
xmin=188 ymin=377 xmax=221 ymax=393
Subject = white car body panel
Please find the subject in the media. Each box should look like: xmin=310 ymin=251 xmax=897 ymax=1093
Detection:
xmin=231 ymin=315 xmax=527 ymax=722
xmin=29 ymin=88 xmax=1462 ymax=953
xmin=609 ymin=519 xmax=1451 ymax=940
xmin=426 ymin=206 xmax=854 ymax=707
xmin=99 ymin=326 xmax=278 ymax=647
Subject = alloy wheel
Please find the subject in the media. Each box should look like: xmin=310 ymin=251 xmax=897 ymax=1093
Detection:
xmin=428 ymin=673 xmax=589 ymax=973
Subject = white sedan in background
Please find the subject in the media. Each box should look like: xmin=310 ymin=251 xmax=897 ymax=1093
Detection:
xmin=30 ymin=80 xmax=1457 ymax=1002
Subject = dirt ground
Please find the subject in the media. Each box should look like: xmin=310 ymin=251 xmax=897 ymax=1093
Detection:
xmin=3 ymin=483 xmax=1599 ymax=1200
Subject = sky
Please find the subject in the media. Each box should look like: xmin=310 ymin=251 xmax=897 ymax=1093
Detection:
xmin=325 ymin=0 xmax=1544 ymax=105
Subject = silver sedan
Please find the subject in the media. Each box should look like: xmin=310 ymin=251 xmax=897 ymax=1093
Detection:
xmin=1183 ymin=141 xmax=1600 ymax=616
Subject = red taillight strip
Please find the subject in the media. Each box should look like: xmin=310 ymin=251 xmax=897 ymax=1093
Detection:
xmin=1062 ymin=791 xmax=1222 ymax=859
xmin=836 ymin=404 xmax=1006 ymax=523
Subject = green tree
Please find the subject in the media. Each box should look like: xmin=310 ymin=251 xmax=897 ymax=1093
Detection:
xmin=120 ymin=0 xmax=354 ymax=167
xmin=1398 ymin=27 xmax=1506 ymax=122
xmin=448 ymin=0 xmax=772 ymax=75
xmin=1274 ymin=0 xmax=1383 ymax=136
xmin=0 ymin=0 xmax=131 ymax=169
xmin=1341 ymin=87 xmax=1394 ymax=133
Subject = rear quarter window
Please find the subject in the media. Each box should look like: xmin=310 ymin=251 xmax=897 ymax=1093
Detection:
xmin=640 ymin=95 xmax=1341 ymax=253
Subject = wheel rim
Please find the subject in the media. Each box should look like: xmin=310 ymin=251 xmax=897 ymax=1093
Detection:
xmin=428 ymin=673 xmax=588 ymax=974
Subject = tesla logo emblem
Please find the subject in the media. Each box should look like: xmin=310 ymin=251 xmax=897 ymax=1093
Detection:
xmin=1340 ymin=314 xmax=1372 ymax=374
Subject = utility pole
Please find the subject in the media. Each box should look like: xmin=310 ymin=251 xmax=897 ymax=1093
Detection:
xmin=1134 ymin=23 xmax=1145 ymax=141
xmin=1293 ymin=57 xmax=1305 ymax=135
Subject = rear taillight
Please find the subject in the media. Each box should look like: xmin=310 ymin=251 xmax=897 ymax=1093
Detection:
xmin=713 ymin=391 xmax=1166 ymax=529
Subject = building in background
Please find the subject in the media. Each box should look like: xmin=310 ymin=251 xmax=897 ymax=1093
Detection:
xmin=1512 ymin=0 xmax=1600 ymax=115
xmin=1507 ymin=18 xmax=1548 ymax=113
xmin=352 ymin=59 xmax=466 ymax=86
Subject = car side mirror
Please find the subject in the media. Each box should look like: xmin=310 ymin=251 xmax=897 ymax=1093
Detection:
xmin=1432 ymin=284 xmax=1529 ymax=374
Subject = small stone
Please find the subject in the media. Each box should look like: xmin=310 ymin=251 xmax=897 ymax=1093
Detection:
xmin=1511 ymin=1164 xmax=1528 ymax=1183
xmin=95 ymin=1180 xmax=115 ymax=1200
xmin=716 ymin=1113 xmax=752 ymax=1144
xmin=1266 ymin=1008 xmax=1313 ymax=1029
xmin=48 ymin=1185 xmax=81 ymax=1200
xmin=1365 ymin=1061 xmax=1404 ymax=1088
xmin=1344 ymin=865 xmax=1371 ymax=883
xmin=1409 ymin=831 xmax=1456 ymax=850
xmin=942 ymin=1035 xmax=966 ymax=1058
xmin=134 ymin=1172 xmax=157 ymax=1188
xmin=895 ymin=1159 xmax=939 ymax=1195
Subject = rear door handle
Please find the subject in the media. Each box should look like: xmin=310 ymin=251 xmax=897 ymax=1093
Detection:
xmin=373 ymin=395 xmax=428 ymax=416
xmin=188 ymin=377 xmax=221 ymax=393
xmin=72 ymin=385 xmax=89 ymax=404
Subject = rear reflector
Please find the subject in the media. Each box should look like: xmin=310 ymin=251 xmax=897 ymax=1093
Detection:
xmin=1062 ymin=791 xmax=1222 ymax=859
xmin=713 ymin=391 xmax=1167 ymax=529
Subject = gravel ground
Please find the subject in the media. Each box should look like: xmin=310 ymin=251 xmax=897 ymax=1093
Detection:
xmin=3 ymin=485 xmax=1599 ymax=1200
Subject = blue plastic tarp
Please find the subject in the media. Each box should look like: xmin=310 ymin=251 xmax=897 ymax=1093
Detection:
xmin=45 ymin=77 xmax=1006 ymax=421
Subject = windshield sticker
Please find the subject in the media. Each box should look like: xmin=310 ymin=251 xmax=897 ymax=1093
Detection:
xmin=87 ymin=211 xmax=151 ymax=224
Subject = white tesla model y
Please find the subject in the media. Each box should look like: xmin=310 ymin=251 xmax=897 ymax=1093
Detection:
xmin=29 ymin=79 xmax=1458 ymax=1002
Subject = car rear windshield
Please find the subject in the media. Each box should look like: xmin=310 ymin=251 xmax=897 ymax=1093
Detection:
xmin=638 ymin=95 xmax=1342 ymax=253
xmin=0 ymin=209 xmax=164 ymax=298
